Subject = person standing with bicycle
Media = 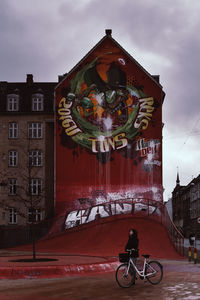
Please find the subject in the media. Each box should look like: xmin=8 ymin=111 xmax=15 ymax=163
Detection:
xmin=125 ymin=229 xmax=139 ymax=258
xmin=125 ymin=229 xmax=139 ymax=279
xmin=116 ymin=229 xmax=163 ymax=288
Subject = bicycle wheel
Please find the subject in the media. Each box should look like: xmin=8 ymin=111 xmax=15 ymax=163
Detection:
xmin=115 ymin=263 xmax=135 ymax=288
xmin=145 ymin=261 xmax=163 ymax=285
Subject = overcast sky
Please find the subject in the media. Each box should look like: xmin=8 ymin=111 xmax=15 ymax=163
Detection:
xmin=1 ymin=0 xmax=200 ymax=201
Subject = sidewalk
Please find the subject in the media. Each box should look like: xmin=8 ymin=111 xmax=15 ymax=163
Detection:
xmin=0 ymin=249 xmax=118 ymax=279
xmin=0 ymin=258 xmax=200 ymax=300
xmin=0 ymin=249 xmax=199 ymax=280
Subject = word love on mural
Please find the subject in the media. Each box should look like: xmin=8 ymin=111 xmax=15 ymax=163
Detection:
xmin=57 ymin=57 xmax=155 ymax=154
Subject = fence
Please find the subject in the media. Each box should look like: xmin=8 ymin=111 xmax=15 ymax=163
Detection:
xmin=0 ymin=222 xmax=51 ymax=248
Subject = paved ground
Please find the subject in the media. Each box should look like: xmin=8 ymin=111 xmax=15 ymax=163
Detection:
xmin=0 ymin=249 xmax=118 ymax=279
xmin=0 ymin=250 xmax=108 ymax=267
xmin=0 ymin=260 xmax=200 ymax=300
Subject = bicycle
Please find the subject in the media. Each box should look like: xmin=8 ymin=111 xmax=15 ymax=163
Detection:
xmin=115 ymin=249 xmax=163 ymax=288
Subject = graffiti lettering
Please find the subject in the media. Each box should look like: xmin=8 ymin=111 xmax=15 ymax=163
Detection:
xmin=58 ymin=97 xmax=82 ymax=136
xmin=134 ymin=97 xmax=154 ymax=130
xmin=136 ymin=138 xmax=160 ymax=157
xmin=88 ymin=133 xmax=128 ymax=153
xmin=65 ymin=202 xmax=156 ymax=229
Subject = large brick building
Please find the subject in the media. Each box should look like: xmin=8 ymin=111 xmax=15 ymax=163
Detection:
xmin=0 ymin=74 xmax=56 ymax=229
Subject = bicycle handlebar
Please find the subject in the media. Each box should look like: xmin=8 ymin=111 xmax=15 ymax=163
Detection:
xmin=126 ymin=248 xmax=139 ymax=253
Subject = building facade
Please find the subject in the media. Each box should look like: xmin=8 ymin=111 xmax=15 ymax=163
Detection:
xmin=172 ymin=173 xmax=200 ymax=238
xmin=55 ymin=29 xmax=165 ymax=228
xmin=0 ymin=74 xmax=56 ymax=228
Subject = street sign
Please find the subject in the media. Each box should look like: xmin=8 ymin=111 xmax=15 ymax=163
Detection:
xmin=197 ymin=216 xmax=200 ymax=224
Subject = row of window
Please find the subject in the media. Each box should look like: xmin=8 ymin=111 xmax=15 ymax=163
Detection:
xmin=7 ymin=208 xmax=42 ymax=224
xmin=8 ymin=122 xmax=43 ymax=139
xmin=8 ymin=178 xmax=42 ymax=195
xmin=8 ymin=150 xmax=42 ymax=167
xmin=7 ymin=94 xmax=44 ymax=112
xmin=190 ymin=200 xmax=200 ymax=218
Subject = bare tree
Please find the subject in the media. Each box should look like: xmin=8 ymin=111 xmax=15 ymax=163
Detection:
xmin=0 ymin=128 xmax=45 ymax=260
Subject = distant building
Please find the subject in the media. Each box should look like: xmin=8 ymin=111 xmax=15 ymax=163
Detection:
xmin=165 ymin=197 xmax=173 ymax=219
xmin=0 ymin=75 xmax=56 ymax=227
xmin=172 ymin=173 xmax=200 ymax=238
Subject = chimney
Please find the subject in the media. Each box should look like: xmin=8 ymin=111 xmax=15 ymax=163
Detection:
xmin=0 ymin=81 xmax=8 ymax=94
xmin=152 ymin=75 xmax=160 ymax=83
xmin=26 ymin=74 xmax=33 ymax=85
xmin=58 ymin=73 xmax=68 ymax=82
xmin=105 ymin=29 xmax=112 ymax=36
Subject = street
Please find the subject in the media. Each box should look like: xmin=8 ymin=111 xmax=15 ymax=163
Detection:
xmin=0 ymin=261 xmax=200 ymax=300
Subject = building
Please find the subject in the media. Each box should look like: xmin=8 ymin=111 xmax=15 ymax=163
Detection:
xmin=0 ymin=30 xmax=166 ymax=240
xmin=55 ymin=29 xmax=165 ymax=227
xmin=172 ymin=173 xmax=200 ymax=238
xmin=165 ymin=197 xmax=173 ymax=219
xmin=0 ymin=74 xmax=56 ymax=230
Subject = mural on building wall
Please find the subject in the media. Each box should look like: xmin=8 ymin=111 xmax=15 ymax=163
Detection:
xmin=58 ymin=55 xmax=154 ymax=156
xmin=55 ymin=36 xmax=164 ymax=225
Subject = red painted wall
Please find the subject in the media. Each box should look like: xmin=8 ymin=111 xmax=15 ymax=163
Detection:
xmin=55 ymin=36 xmax=164 ymax=217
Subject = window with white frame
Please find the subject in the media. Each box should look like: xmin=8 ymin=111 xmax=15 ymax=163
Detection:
xmin=28 ymin=122 xmax=42 ymax=139
xmin=7 ymin=94 xmax=19 ymax=111
xmin=28 ymin=150 xmax=42 ymax=166
xmin=8 ymin=122 xmax=18 ymax=139
xmin=29 ymin=178 xmax=42 ymax=195
xmin=27 ymin=208 xmax=42 ymax=223
xmin=8 ymin=208 xmax=17 ymax=224
xmin=8 ymin=178 xmax=17 ymax=195
xmin=32 ymin=94 xmax=44 ymax=111
xmin=8 ymin=150 xmax=18 ymax=167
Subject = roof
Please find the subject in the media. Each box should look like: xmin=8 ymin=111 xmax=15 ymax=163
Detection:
xmin=56 ymin=30 xmax=165 ymax=100
xmin=0 ymin=79 xmax=57 ymax=114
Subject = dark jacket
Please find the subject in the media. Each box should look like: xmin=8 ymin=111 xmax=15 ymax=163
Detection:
xmin=125 ymin=230 xmax=139 ymax=256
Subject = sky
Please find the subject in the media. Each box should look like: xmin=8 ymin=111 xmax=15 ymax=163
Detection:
xmin=1 ymin=0 xmax=200 ymax=201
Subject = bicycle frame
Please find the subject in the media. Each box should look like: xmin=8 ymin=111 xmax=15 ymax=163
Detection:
xmin=126 ymin=257 xmax=157 ymax=280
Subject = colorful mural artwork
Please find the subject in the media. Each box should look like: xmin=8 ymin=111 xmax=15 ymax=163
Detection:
xmin=57 ymin=57 xmax=155 ymax=154
xmin=55 ymin=34 xmax=164 ymax=222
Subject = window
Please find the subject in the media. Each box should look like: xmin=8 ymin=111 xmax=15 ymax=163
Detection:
xmin=8 ymin=150 xmax=18 ymax=167
xmin=27 ymin=208 xmax=42 ymax=223
xmin=2 ymin=212 xmax=6 ymax=221
xmin=7 ymin=94 xmax=19 ymax=111
xmin=9 ymin=208 xmax=17 ymax=224
xmin=28 ymin=150 xmax=42 ymax=166
xmin=28 ymin=123 xmax=42 ymax=139
xmin=9 ymin=122 xmax=18 ymax=139
xmin=8 ymin=178 xmax=17 ymax=195
xmin=29 ymin=178 xmax=42 ymax=195
xmin=32 ymin=94 xmax=44 ymax=111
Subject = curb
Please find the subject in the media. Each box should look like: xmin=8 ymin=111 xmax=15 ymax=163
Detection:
xmin=0 ymin=261 xmax=119 ymax=279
